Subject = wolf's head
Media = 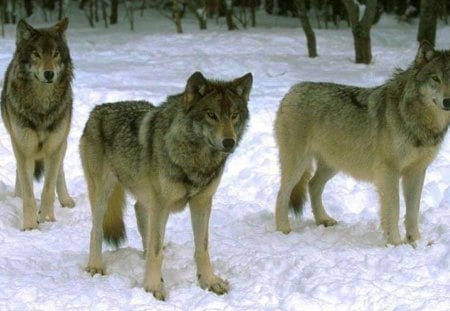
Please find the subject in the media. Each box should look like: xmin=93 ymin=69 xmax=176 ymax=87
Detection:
xmin=183 ymin=71 xmax=253 ymax=153
xmin=414 ymin=41 xmax=450 ymax=111
xmin=15 ymin=18 xmax=71 ymax=84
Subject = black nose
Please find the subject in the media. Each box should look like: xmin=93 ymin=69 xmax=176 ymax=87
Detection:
xmin=222 ymin=138 xmax=235 ymax=151
xmin=444 ymin=98 xmax=450 ymax=110
xmin=44 ymin=71 xmax=54 ymax=81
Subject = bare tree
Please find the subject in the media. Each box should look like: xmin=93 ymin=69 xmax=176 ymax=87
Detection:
xmin=417 ymin=0 xmax=438 ymax=46
xmin=1 ymin=0 xmax=4 ymax=38
xmin=222 ymin=0 xmax=238 ymax=30
xmin=110 ymin=0 xmax=118 ymax=24
xmin=186 ymin=0 xmax=207 ymax=30
xmin=341 ymin=0 xmax=379 ymax=64
xmin=126 ymin=0 xmax=134 ymax=30
xmin=295 ymin=0 xmax=318 ymax=57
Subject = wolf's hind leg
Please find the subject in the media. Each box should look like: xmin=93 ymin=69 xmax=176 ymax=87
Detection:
xmin=309 ymin=159 xmax=337 ymax=227
xmin=190 ymin=194 xmax=229 ymax=295
xmin=39 ymin=156 xmax=62 ymax=223
xmin=134 ymin=201 xmax=148 ymax=254
xmin=85 ymin=176 xmax=116 ymax=275
xmin=275 ymin=153 xmax=311 ymax=234
xmin=402 ymin=167 xmax=426 ymax=244
xmin=57 ymin=163 xmax=75 ymax=208
xmin=14 ymin=169 xmax=21 ymax=198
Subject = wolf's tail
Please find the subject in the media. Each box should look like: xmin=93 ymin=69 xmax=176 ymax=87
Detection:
xmin=288 ymin=168 xmax=313 ymax=216
xmin=103 ymin=183 xmax=127 ymax=247
xmin=34 ymin=160 xmax=44 ymax=180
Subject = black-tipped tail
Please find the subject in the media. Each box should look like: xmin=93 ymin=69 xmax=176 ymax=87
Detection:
xmin=288 ymin=170 xmax=312 ymax=216
xmin=103 ymin=184 xmax=127 ymax=248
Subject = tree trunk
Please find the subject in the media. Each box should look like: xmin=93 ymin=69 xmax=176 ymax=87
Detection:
xmin=127 ymin=0 xmax=134 ymax=31
xmin=223 ymin=0 xmax=238 ymax=30
xmin=1 ymin=0 xmax=5 ymax=37
xmin=417 ymin=0 xmax=438 ymax=46
xmin=295 ymin=0 xmax=317 ymax=57
xmin=24 ymin=0 xmax=33 ymax=16
xmin=58 ymin=0 xmax=63 ymax=20
xmin=352 ymin=24 xmax=371 ymax=64
xmin=173 ymin=0 xmax=183 ymax=33
xmin=187 ymin=0 xmax=207 ymax=30
xmin=341 ymin=0 xmax=378 ymax=64
xmin=250 ymin=0 xmax=256 ymax=27
xmin=110 ymin=0 xmax=118 ymax=24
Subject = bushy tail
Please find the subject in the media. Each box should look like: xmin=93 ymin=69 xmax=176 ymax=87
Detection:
xmin=103 ymin=183 xmax=127 ymax=247
xmin=289 ymin=168 xmax=313 ymax=216
xmin=34 ymin=160 xmax=44 ymax=180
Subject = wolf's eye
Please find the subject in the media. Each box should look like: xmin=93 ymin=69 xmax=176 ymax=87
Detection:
xmin=53 ymin=50 xmax=60 ymax=58
xmin=432 ymin=75 xmax=440 ymax=83
xmin=32 ymin=51 xmax=40 ymax=58
xmin=231 ymin=113 xmax=239 ymax=120
xmin=207 ymin=112 xmax=218 ymax=120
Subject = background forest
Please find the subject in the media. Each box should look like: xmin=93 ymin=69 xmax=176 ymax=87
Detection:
xmin=0 ymin=0 xmax=446 ymax=64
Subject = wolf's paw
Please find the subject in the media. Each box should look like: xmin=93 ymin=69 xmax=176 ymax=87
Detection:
xmin=406 ymin=231 xmax=421 ymax=244
xmin=60 ymin=197 xmax=75 ymax=208
xmin=85 ymin=265 xmax=105 ymax=276
xmin=22 ymin=219 xmax=38 ymax=231
xmin=199 ymin=274 xmax=229 ymax=295
xmin=316 ymin=217 xmax=337 ymax=227
xmin=276 ymin=223 xmax=291 ymax=234
xmin=385 ymin=233 xmax=403 ymax=246
xmin=144 ymin=282 xmax=166 ymax=301
xmin=38 ymin=212 xmax=56 ymax=223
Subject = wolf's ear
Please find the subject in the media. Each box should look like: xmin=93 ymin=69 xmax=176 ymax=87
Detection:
xmin=52 ymin=17 xmax=69 ymax=35
xmin=184 ymin=71 xmax=207 ymax=108
xmin=16 ymin=19 xmax=37 ymax=45
xmin=233 ymin=73 xmax=253 ymax=102
xmin=415 ymin=41 xmax=435 ymax=67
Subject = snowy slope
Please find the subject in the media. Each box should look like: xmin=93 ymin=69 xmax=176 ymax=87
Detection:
xmin=0 ymin=8 xmax=450 ymax=310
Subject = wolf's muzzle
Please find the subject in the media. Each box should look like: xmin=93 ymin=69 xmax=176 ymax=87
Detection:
xmin=222 ymin=138 xmax=235 ymax=152
xmin=443 ymin=98 xmax=450 ymax=110
xmin=44 ymin=71 xmax=54 ymax=83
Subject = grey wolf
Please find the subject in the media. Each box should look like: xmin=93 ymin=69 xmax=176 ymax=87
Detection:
xmin=80 ymin=71 xmax=253 ymax=300
xmin=275 ymin=41 xmax=450 ymax=246
xmin=1 ymin=18 xmax=75 ymax=230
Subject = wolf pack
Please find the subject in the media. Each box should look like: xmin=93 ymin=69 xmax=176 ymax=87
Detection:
xmin=1 ymin=18 xmax=450 ymax=301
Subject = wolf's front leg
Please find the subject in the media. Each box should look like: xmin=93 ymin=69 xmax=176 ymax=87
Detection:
xmin=402 ymin=168 xmax=426 ymax=244
xmin=143 ymin=202 xmax=169 ymax=301
xmin=14 ymin=149 xmax=38 ymax=230
xmin=190 ymin=195 xmax=229 ymax=295
xmin=376 ymin=168 xmax=402 ymax=246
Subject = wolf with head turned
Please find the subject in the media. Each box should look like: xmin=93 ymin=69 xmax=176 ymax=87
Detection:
xmin=80 ymin=71 xmax=253 ymax=300
xmin=1 ymin=18 xmax=75 ymax=230
xmin=275 ymin=42 xmax=450 ymax=246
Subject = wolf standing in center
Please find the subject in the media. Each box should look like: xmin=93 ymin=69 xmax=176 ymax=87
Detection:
xmin=80 ymin=71 xmax=253 ymax=300
xmin=275 ymin=42 xmax=450 ymax=246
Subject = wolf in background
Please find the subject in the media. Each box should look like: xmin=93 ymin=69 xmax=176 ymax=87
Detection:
xmin=1 ymin=18 xmax=75 ymax=230
xmin=275 ymin=41 xmax=450 ymax=246
xmin=80 ymin=71 xmax=253 ymax=300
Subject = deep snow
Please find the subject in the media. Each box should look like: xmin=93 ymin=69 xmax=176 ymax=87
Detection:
xmin=0 ymin=7 xmax=450 ymax=310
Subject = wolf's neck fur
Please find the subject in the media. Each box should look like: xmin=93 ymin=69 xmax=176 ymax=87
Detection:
xmin=386 ymin=68 xmax=449 ymax=147
xmin=159 ymin=101 xmax=228 ymax=189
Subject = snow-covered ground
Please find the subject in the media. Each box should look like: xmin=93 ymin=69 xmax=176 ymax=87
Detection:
xmin=1 ymin=7 xmax=450 ymax=310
